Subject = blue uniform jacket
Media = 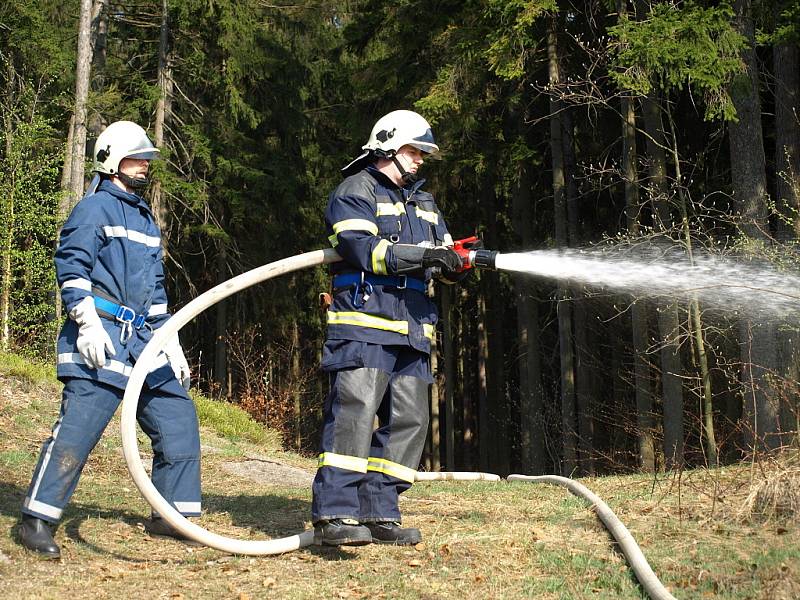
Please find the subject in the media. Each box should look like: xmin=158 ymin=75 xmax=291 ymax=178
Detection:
xmin=55 ymin=179 xmax=177 ymax=391
xmin=324 ymin=166 xmax=455 ymax=357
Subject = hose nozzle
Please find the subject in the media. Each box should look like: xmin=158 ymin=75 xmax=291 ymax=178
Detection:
xmin=453 ymin=236 xmax=499 ymax=271
xmin=469 ymin=249 xmax=498 ymax=270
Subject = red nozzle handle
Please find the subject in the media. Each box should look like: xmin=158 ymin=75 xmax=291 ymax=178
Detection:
xmin=452 ymin=236 xmax=482 ymax=271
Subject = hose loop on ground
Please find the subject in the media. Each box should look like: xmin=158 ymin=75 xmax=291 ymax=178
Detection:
xmin=121 ymin=249 xmax=341 ymax=554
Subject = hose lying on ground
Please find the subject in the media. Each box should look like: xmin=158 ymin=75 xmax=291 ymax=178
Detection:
xmin=120 ymin=249 xmax=676 ymax=599
xmin=508 ymin=474 xmax=677 ymax=600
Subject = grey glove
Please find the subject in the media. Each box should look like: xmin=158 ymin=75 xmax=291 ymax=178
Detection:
xmin=422 ymin=246 xmax=463 ymax=272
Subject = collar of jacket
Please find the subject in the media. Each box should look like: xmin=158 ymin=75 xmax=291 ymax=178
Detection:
xmin=365 ymin=164 xmax=426 ymax=195
xmin=97 ymin=178 xmax=151 ymax=210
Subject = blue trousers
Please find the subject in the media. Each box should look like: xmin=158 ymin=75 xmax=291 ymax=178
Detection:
xmin=312 ymin=343 xmax=430 ymax=523
xmin=22 ymin=377 xmax=201 ymax=523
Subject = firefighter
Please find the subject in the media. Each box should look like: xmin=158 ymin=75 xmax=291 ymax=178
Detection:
xmin=18 ymin=121 xmax=200 ymax=558
xmin=312 ymin=110 xmax=468 ymax=546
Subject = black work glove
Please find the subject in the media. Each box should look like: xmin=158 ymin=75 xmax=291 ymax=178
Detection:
xmin=422 ymin=246 xmax=463 ymax=272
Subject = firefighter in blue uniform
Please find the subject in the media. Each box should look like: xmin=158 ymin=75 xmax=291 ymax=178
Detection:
xmin=18 ymin=121 xmax=201 ymax=558
xmin=312 ymin=110 xmax=467 ymax=546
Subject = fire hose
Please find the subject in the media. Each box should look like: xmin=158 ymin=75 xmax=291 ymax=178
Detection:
xmin=120 ymin=246 xmax=675 ymax=599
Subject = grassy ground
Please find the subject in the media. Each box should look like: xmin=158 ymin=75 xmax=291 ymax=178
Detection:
xmin=0 ymin=352 xmax=798 ymax=599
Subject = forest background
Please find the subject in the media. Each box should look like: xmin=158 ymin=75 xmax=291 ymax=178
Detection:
xmin=1 ymin=0 xmax=799 ymax=478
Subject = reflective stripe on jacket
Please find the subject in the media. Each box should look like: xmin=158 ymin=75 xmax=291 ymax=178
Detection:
xmin=324 ymin=166 xmax=454 ymax=354
xmin=55 ymin=179 xmax=174 ymax=390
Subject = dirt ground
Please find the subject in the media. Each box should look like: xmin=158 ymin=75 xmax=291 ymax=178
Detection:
xmin=219 ymin=456 xmax=315 ymax=488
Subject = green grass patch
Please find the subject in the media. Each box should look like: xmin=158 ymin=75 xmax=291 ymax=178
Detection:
xmin=0 ymin=350 xmax=56 ymax=386
xmin=0 ymin=350 xmax=282 ymax=452
xmin=193 ymin=391 xmax=282 ymax=451
xmin=0 ymin=449 xmax=34 ymax=470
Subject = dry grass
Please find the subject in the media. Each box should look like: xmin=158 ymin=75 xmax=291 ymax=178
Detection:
xmin=1 ymin=361 xmax=799 ymax=599
xmin=744 ymin=466 xmax=800 ymax=522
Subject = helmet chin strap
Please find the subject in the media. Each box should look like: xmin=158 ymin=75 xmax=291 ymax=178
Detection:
xmin=391 ymin=155 xmax=419 ymax=185
xmin=117 ymin=172 xmax=150 ymax=191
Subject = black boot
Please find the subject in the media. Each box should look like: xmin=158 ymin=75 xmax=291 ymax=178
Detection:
xmin=365 ymin=521 xmax=422 ymax=545
xmin=18 ymin=515 xmax=60 ymax=559
xmin=314 ymin=518 xmax=372 ymax=546
xmin=144 ymin=517 xmax=203 ymax=547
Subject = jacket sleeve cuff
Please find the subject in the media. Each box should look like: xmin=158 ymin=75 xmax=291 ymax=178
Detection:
xmin=388 ymin=244 xmax=427 ymax=275
xmin=59 ymin=280 xmax=93 ymax=316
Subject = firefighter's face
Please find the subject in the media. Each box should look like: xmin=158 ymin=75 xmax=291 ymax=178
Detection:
xmin=395 ymin=145 xmax=425 ymax=174
xmin=118 ymin=157 xmax=150 ymax=179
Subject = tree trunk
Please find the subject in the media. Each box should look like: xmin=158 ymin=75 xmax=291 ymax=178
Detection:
xmin=460 ymin=287 xmax=475 ymax=469
xmin=631 ymin=304 xmax=655 ymax=471
xmin=666 ymin=104 xmax=718 ymax=465
xmin=1 ymin=77 xmax=14 ymax=350
xmin=740 ymin=319 xmax=784 ymax=451
xmin=87 ymin=0 xmax=110 ymax=140
xmin=477 ymin=291 xmax=489 ymax=471
xmin=641 ymin=89 xmax=684 ymax=468
xmin=54 ymin=0 xmax=93 ymax=341
xmin=572 ymin=300 xmax=596 ymax=475
xmin=729 ymin=0 xmax=769 ymax=239
xmin=658 ymin=306 xmax=684 ymax=468
xmin=563 ymin=108 xmax=595 ymax=475
xmin=730 ymin=0 xmax=780 ymax=453
xmin=66 ymin=0 xmax=94 ymax=210
xmin=482 ymin=175 xmax=508 ymax=474
xmin=773 ymin=16 xmax=799 ymax=240
xmin=512 ymin=160 xmax=546 ymax=474
xmin=151 ymin=0 xmax=173 ymax=236
xmin=617 ymin=31 xmax=656 ymax=471
xmin=772 ymin=9 xmax=800 ymax=439
xmin=562 ymin=108 xmax=580 ymax=244
xmin=516 ymin=278 xmax=546 ymax=474
xmin=548 ymin=18 xmax=577 ymax=475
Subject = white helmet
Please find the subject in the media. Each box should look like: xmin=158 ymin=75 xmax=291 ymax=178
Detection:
xmin=342 ymin=110 xmax=439 ymax=173
xmin=363 ymin=110 xmax=439 ymax=156
xmin=93 ymin=120 xmax=160 ymax=175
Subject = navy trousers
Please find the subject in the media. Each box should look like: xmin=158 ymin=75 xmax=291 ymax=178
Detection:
xmin=22 ymin=377 xmax=201 ymax=523
xmin=312 ymin=343 xmax=430 ymax=523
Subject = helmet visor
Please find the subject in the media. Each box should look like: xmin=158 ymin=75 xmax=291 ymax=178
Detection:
xmin=410 ymin=128 xmax=440 ymax=157
xmin=126 ymin=148 xmax=160 ymax=161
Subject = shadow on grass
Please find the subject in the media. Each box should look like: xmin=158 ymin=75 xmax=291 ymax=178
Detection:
xmin=203 ymin=492 xmax=360 ymax=561
xmin=1 ymin=480 xmax=355 ymax=561
xmin=1 ymin=479 xmax=157 ymax=562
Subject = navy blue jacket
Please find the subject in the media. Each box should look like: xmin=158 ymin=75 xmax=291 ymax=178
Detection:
xmin=55 ymin=179 xmax=176 ymax=391
xmin=324 ymin=166 xmax=454 ymax=355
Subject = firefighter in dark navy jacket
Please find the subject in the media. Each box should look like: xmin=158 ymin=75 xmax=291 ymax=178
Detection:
xmin=312 ymin=110 xmax=467 ymax=546
xmin=18 ymin=121 xmax=201 ymax=558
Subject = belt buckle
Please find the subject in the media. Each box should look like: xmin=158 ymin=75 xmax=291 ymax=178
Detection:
xmin=115 ymin=304 xmax=136 ymax=324
xmin=396 ymin=275 xmax=407 ymax=290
